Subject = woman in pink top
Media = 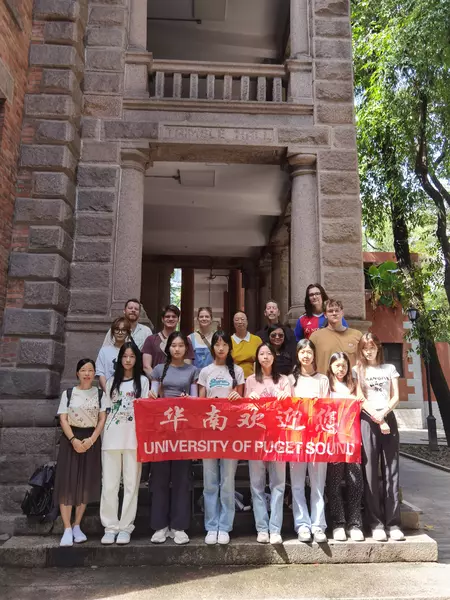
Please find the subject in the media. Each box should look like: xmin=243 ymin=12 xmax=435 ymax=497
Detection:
xmin=244 ymin=343 xmax=291 ymax=545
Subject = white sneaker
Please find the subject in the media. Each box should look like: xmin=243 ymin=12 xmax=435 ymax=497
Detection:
xmin=151 ymin=527 xmax=171 ymax=544
xmin=313 ymin=528 xmax=327 ymax=543
xmin=173 ymin=530 xmax=190 ymax=545
xmin=349 ymin=527 xmax=365 ymax=542
xmin=269 ymin=533 xmax=283 ymax=545
xmin=388 ymin=527 xmax=405 ymax=541
xmin=60 ymin=528 xmax=73 ymax=547
xmin=333 ymin=527 xmax=347 ymax=542
xmin=116 ymin=531 xmax=131 ymax=545
xmin=101 ymin=532 xmax=116 ymax=545
xmin=297 ymin=526 xmax=312 ymax=542
xmin=205 ymin=531 xmax=218 ymax=545
xmin=72 ymin=525 xmax=87 ymax=544
xmin=217 ymin=531 xmax=230 ymax=545
xmin=372 ymin=528 xmax=388 ymax=542
xmin=257 ymin=531 xmax=270 ymax=544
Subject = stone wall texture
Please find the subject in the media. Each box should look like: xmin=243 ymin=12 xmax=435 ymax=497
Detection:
xmin=0 ymin=0 xmax=34 ymax=326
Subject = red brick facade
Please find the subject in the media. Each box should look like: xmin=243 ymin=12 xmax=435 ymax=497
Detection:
xmin=0 ymin=0 xmax=33 ymax=325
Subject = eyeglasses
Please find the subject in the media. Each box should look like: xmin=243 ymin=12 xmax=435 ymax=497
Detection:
xmin=326 ymin=309 xmax=342 ymax=315
xmin=309 ymin=292 xmax=322 ymax=298
xmin=114 ymin=328 xmax=129 ymax=334
xmin=270 ymin=333 xmax=284 ymax=338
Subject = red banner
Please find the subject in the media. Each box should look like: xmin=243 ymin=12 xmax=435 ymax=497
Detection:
xmin=135 ymin=397 xmax=361 ymax=463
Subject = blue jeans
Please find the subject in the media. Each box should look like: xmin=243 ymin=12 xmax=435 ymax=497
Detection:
xmin=203 ymin=459 xmax=238 ymax=532
xmin=290 ymin=462 xmax=327 ymax=532
xmin=249 ymin=461 xmax=286 ymax=534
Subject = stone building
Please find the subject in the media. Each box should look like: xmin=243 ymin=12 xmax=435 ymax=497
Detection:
xmin=0 ymin=0 xmax=366 ymax=527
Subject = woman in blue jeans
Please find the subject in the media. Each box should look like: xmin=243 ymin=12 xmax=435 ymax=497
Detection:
xmin=198 ymin=330 xmax=245 ymax=545
xmin=244 ymin=343 xmax=292 ymax=544
xmin=288 ymin=339 xmax=330 ymax=543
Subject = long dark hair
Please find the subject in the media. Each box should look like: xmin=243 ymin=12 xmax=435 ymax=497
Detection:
xmin=110 ymin=341 xmax=143 ymax=399
xmin=268 ymin=324 xmax=287 ymax=351
xmin=356 ymin=332 xmax=385 ymax=395
xmin=327 ymin=352 xmax=356 ymax=395
xmin=304 ymin=283 xmax=328 ymax=317
xmin=254 ymin=342 xmax=281 ymax=384
xmin=160 ymin=331 xmax=190 ymax=385
xmin=210 ymin=329 xmax=237 ymax=387
xmin=292 ymin=338 xmax=317 ymax=385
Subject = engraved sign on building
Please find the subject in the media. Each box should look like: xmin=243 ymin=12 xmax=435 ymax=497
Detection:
xmin=159 ymin=124 xmax=275 ymax=145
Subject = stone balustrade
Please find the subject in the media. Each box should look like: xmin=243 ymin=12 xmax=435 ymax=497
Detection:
xmin=150 ymin=59 xmax=287 ymax=104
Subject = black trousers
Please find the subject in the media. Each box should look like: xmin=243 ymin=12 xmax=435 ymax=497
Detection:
xmin=361 ymin=412 xmax=400 ymax=530
xmin=327 ymin=462 xmax=363 ymax=530
xmin=149 ymin=460 xmax=192 ymax=531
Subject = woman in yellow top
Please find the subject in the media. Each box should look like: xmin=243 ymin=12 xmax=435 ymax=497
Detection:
xmin=231 ymin=311 xmax=262 ymax=379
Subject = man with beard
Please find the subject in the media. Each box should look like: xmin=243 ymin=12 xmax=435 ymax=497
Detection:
xmin=101 ymin=298 xmax=152 ymax=350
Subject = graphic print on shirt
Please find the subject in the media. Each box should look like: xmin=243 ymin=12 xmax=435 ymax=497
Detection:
xmin=209 ymin=377 xmax=232 ymax=391
xmin=107 ymin=388 xmax=135 ymax=429
xmin=300 ymin=315 xmax=320 ymax=339
xmin=365 ymin=373 xmax=390 ymax=394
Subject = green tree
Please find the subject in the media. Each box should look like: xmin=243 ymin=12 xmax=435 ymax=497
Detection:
xmin=352 ymin=0 xmax=450 ymax=443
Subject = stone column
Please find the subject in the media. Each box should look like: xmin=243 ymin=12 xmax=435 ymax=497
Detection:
xmin=129 ymin=0 xmax=148 ymax=50
xmin=181 ymin=268 xmax=195 ymax=334
xmin=126 ymin=0 xmax=151 ymax=97
xmin=258 ymin=255 xmax=272 ymax=326
xmin=290 ymin=0 xmax=310 ymax=57
xmin=287 ymin=0 xmax=312 ymax=103
xmin=157 ymin=264 xmax=172 ymax=313
xmin=271 ymin=245 xmax=290 ymax=323
xmin=111 ymin=149 xmax=148 ymax=312
xmin=288 ymin=153 xmax=319 ymax=319
xmin=243 ymin=265 xmax=258 ymax=333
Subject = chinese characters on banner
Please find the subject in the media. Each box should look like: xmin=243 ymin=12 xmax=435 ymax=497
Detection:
xmin=134 ymin=397 xmax=362 ymax=463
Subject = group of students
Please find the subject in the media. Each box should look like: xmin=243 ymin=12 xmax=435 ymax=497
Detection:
xmin=54 ymin=287 xmax=404 ymax=548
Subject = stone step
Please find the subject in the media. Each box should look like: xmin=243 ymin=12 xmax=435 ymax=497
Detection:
xmin=0 ymin=533 xmax=438 ymax=568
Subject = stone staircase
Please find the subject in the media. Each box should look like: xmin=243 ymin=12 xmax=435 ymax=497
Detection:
xmin=0 ymin=424 xmax=437 ymax=567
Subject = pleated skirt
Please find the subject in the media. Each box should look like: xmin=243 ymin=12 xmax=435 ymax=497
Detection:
xmin=53 ymin=426 xmax=101 ymax=506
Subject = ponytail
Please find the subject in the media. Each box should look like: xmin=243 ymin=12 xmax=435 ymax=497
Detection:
xmin=226 ymin=354 xmax=237 ymax=388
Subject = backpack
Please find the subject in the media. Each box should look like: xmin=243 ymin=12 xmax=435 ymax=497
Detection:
xmin=21 ymin=462 xmax=59 ymax=523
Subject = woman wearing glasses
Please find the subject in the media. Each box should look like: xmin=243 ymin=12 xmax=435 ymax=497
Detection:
xmin=267 ymin=325 xmax=296 ymax=375
xmin=294 ymin=283 xmax=348 ymax=342
xmin=96 ymin=317 xmax=132 ymax=392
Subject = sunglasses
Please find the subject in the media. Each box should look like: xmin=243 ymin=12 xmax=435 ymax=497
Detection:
xmin=270 ymin=333 xmax=284 ymax=338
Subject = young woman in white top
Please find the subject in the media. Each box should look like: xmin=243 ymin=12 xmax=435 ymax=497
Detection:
xmin=188 ymin=306 xmax=215 ymax=369
xmin=245 ymin=343 xmax=291 ymax=545
xmin=326 ymin=352 xmax=364 ymax=542
xmin=198 ymin=330 xmax=245 ymax=546
xmin=354 ymin=333 xmax=405 ymax=542
xmin=149 ymin=332 xmax=199 ymax=546
xmin=55 ymin=358 xmax=106 ymax=547
xmin=289 ymin=339 xmax=330 ymax=543
xmin=100 ymin=342 xmax=149 ymax=546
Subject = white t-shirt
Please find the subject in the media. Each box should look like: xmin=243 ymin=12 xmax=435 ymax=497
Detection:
xmin=102 ymin=375 xmax=149 ymax=450
xmin=102 ymin=322 xmax=152 ymax=350
xmin=330 ymin=381 xmax=353 ymax=399
xmin=289 ymin=373 xmax=330 ymax=398
xmin=57 ymin=387 xmax=105 ymax=428
xmin=198 ymin=363 xmax=245 ymax=398
xmin=353 ymin=363 xmax=399 ymax=410
xmin=96 ymin=346 xmax=120 ymax=381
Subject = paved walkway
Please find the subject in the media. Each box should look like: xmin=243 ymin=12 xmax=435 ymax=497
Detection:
xmin=399 ymin=428 xmax=447 ymax=445
xmin=400 ymin=455 xmax=450 ymax=562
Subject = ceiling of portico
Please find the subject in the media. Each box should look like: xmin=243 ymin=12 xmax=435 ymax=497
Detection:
xmin=143 ymin=161 xmax=290 ymax=259
xmin=147 ymin=0 xmax=289 ymax=63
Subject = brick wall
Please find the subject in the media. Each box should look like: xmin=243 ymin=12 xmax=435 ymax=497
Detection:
xmin=0 ymin=0 xmax=33 ymax=326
